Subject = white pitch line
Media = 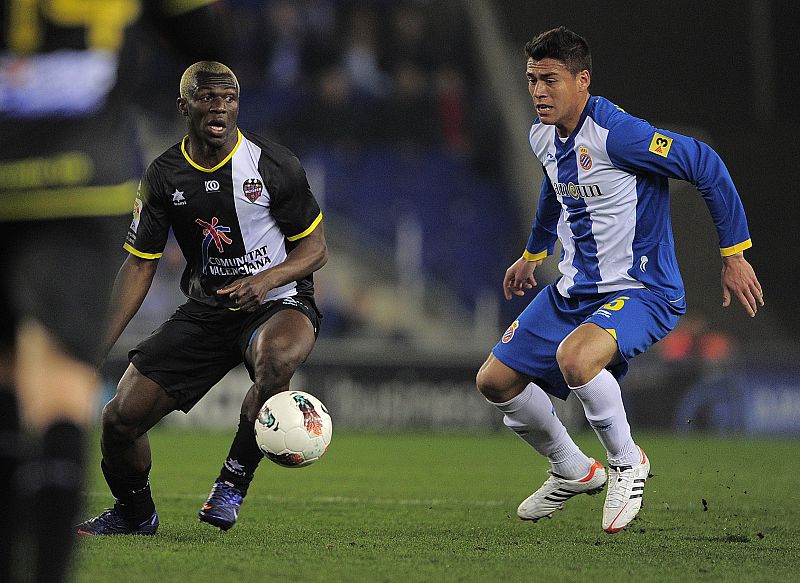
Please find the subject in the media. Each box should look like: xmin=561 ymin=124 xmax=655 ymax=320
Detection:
xmin=85 ymin=491 xmax=508 ymax=507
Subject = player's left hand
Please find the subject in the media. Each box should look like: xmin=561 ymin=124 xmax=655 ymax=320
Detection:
xmin=721 ymin=252 xmax=764 ymax=317
xmin=217 ymin=272 xmax=274 ymax=312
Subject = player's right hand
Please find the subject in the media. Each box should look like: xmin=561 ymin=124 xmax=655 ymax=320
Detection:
xmin=503 ymin=256 xmax=541 ymax=300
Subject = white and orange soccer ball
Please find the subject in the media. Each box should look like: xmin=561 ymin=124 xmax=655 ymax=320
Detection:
xmin=254 ymin=391 xmax=332 ymax=468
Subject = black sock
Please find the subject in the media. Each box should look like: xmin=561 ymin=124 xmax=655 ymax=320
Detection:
xmin=101 ymin=460 xmax=155 ymax=523
xmin=27 ymin=421 xmax=85 ymax=583
xmin=0 ymin=390 xmax=20 ymax=583
xmin=217 ymin=414 xmax=264 ymax=495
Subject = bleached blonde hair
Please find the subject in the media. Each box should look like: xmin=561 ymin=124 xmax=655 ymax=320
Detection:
xmin=179 ymin=61 xmax=240 ymax=100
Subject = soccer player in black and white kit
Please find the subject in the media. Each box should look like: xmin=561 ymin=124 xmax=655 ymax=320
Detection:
xmin=76 ymin=61 xmax=328 ymax=535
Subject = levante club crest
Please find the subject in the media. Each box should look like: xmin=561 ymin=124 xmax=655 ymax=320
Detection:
xmin=243 ymin=178 xmax=263 ymax=202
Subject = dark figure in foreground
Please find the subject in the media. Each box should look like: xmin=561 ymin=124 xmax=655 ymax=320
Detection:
xmin=0 ymin=1 xmax=227 ymax=581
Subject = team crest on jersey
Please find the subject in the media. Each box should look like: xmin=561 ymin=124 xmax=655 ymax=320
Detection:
xmin=501 ymin=320 xmax=519 ymax=344
xmin=243 ymin=178 xmax=263 ymax=202
xmin=579 ymin=146 xmax=593 ymax=170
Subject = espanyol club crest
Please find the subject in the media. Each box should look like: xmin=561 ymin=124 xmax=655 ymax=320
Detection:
xmin=579 ymin=146 xmax=593 ymax=171
xmin=501 ymin=320 xmax=519 ymax=344
xmin=243 ymin=178 xmax=263 ymax=202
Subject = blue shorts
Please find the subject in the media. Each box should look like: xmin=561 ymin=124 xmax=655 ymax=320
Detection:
xmin=492 ymin=284 xmax=684 ymax=400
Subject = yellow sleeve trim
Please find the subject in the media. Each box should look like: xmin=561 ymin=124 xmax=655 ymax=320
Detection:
xmin=522 ymin=249 xmax=547 ymax=262
xmin=181 ymin=130 xmax=242 ymax=173
xmin=287 ymin=212 xmax=323 ymax=241
xmin=605 ymin=328 xmax=618 ymax=341
xmin=720 ymin=239 xmax=752 ymax=257
xmin=123 ymin=243 xmax=163 ymax=259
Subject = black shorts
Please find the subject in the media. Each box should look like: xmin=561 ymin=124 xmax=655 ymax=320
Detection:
xmin=0 ymin=216 xmax=128 ymax=363
xmin=129 ymin=296 xmax=321 ymax=412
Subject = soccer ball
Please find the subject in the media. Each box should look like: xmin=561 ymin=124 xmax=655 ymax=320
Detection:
xmin=254 ymin=391 xmax=332 ymax=468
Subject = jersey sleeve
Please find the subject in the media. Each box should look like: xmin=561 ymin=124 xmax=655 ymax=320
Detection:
xmin=605 ymin=114 xmax=752 ymax=256
xmin=123 ymin=164 xmax=171 ymax=259
xmin=269 ymin=155 xmax=322 ymax=242
xmin=523 ymin=171 xmax=561 ymax=261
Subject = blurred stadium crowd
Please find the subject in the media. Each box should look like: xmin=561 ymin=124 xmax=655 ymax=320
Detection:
xmin=122 ymin=0 xmax=518 ymax=345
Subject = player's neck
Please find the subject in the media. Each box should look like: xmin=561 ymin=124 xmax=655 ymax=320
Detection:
xmin=185 ymin=132 xmax=238 ymax=168
xmin=556 ymin=94 xmax=590 ymax=138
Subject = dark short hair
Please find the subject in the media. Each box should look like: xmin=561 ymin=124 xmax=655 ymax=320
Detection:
xmin=525 ymin=27 xmax=591 ymax=75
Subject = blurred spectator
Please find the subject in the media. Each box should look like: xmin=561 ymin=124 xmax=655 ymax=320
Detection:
xmin=385 ymin=3 xmax=439 ymax=72
xmin=342 ymin=7 xmax=391 ymax=98
xmin=281 ymin=66 xmax=367 ymax=154
xmin=264 ymin=1 xmax=305 ymax=89
xmin=377 ymin=60 xmax=440 ymax=147
xmin=435 ymin=65 xmax=470 ymax=153
xmin=658 ymin=316 xmax=736 ymax=363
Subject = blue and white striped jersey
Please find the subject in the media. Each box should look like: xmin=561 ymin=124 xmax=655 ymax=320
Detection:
xmin=524 ymin=95 xmax=752 ymax=303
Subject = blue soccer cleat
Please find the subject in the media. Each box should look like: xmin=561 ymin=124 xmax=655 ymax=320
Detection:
xmin=198 ymin=480 xmax=244 ymax=531
xmin=76 ymin=507 xmax=159 ymax=536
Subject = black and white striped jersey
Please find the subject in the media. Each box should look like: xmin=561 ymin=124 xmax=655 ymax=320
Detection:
xmin=125 ymin=129 xmax=322 ymax=308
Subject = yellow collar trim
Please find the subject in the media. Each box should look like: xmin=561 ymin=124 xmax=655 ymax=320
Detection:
xmin=181 ymin=129 xmax=242 ymax=173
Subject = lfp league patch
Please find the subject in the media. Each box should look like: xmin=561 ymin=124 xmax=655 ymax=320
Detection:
xmin=243 ymin=178 xmax=263 ymax=202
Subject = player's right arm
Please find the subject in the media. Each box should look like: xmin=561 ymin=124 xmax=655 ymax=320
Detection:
xmin=503 ymin=256 xmax=542 ymax=300
xmin=99 ymin=255 xmax=159 ymax=364
xmin=99 ymin=165 xmax=170 ymax=363
xmin=504 ymin=173 xmax=560 ymax=300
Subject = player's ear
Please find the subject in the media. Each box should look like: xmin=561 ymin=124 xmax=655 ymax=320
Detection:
xmin=578 ymin=69 xmax=591 ymax=92
xmin=177 ymin=97 xmax=188 ymax=117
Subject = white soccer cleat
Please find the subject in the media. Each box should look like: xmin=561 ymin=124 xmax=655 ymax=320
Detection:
xmin=517 ymin=459 xmax=607 ymax=522
xmin=602 ymin=446 xmax=650 ymax=533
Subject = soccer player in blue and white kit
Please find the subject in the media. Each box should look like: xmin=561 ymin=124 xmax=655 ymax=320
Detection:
xmin=476 ymin=27 xmax=763 ymax=533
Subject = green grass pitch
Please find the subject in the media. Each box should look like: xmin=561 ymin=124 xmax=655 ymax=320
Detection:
xmin=75 ymin=429 xmax=800 ymax=582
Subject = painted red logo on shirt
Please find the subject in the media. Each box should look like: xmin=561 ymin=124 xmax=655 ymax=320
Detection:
xmin=196 ymin=217 xmax=232 ymax=252
xmin=196 ymin=217 xmax=232 ymax=273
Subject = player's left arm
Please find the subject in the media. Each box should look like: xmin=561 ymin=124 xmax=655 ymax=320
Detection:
xmin=217 ymin=155 xmax=328 ymax=311
xmin=606 ymin=116 xmax=764 ymax=316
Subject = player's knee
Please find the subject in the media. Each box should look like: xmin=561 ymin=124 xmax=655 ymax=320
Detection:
xmin=101 ymin=400 xmax=128 ymax=440
xmin=100 ymin=398 xmax=143 ymax=442
xmin=476 ymin=363 xmax=509 ymax=403
xmin=475 ymin=363 xmax=493 ymax=397
xmin=254 ymin=352 xmax=301 ymax=389
xmin=556 ymin=340 xmax=592 ymax=386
